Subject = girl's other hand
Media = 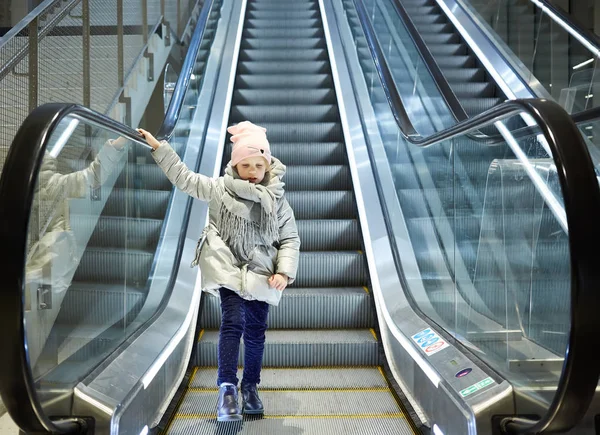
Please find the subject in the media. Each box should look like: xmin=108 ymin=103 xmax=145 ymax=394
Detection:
xmin=268 ymin=274 xmax=288 ymax=291
xmin=137 ymin=128 xmax=161 ymax=150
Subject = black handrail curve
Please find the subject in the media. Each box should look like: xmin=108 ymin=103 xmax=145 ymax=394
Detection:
xmin=0 ymin=104 xmax=150 ymax=434
xmin=0 ymin=0 xmax=216 ymax=431
xmin=352 ymin=0 xmax=600 ymax=431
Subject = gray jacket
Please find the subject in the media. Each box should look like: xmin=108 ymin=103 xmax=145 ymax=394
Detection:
xmin=152 ymin=142 xmax=300 ymax=306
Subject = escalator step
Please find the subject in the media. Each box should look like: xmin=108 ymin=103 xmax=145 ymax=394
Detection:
xmin=249 ymin=2 xmax=317 ymax=11
xmin=248 ymin=10 xmax=319 ymax=20
xmin=237 ymin=60 xmax=329 ymax=75
xmin=427 ymin=43 xmax=468 ymax=56
xmin=239 ymin=48 xmax=327 ymax=62
xmin=420 ymin=33 xmax=460 ymax=45
xmin=236 ymin=73 xmax=333 ymax=89
xmin=56 ymin=282 xmax=146 ymax=326
xmin=71 ymin=216 xmax=162 ymax=250
xmin=256 ymin=122 xmax=343 ymax=142
xmin=241 ymin=37 xmax=324 ymax=49
xmin=230 ymin=104 xmax=339 ymax=123
xmin=233 ymin=87 xmax=335 ymax=104
xmin=178 ymin=389 xmax=399 ymax=416
xmin=284 ymin=165 xmax=352 ymax=191
xmin=246 ymin=18 xmax=320 ymax=29
xmin=190 ymin=367 xmax=388 ymax=389
xmin=461 ymin=97 xmax=505 ymax=116
xmin=294 ymin=251 xmax=368 ymax=287
xmin=114 ymin=163 xmax=172 ymax=190
xmin=403 ymin=5 xmax=438 ymax=15
xmin=296 ymin=219 xmax=361 ymax=250
xmin=441 ymin=68 xmax=486 ymax=83
xmin=409 ymin=13 xmax=446 ymax=25
xmin=196 ymin=329 xmax=380 ymax=366
xmin=74 ymin=247 xmax=154 ymax=284
xmin=243 ymin=27 xmax=323 ymax=38
xmin=101 ymin=189 xmax=170 ymax=219
xmin=286 ymin=191 xmax=356 ymax=219
xmin=168 ymin=416 xmax=410 ymax=435
xmin=200 ymin=287 xmax=373 ymax=329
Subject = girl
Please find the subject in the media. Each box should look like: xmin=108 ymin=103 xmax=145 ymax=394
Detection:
xmin=138 ymin=121 xmax=300 ymax=421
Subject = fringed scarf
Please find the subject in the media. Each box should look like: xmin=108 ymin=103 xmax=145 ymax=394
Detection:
xmin=219 ymin=158 xmax=286 ymax=260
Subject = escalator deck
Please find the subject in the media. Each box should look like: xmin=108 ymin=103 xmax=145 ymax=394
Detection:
xmin=163 ymin=0 xmax=418 ymax=433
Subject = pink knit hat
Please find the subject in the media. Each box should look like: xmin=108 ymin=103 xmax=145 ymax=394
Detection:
xmin=228 ymin=121 xmax=272 ymax=167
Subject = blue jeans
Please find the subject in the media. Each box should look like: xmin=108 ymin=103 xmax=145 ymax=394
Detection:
xmin=217 ymin=288 xmax=270 ymax=386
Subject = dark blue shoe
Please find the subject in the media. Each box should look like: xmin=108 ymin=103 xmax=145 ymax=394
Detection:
xmin=217 ymin=384 xmax=242 ymax=422
xmin=241 ymin=383 xmax=264 ymax=415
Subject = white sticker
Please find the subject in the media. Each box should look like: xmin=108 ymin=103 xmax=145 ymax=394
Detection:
xmin=411 ymin=328 xmax=450 ymax=356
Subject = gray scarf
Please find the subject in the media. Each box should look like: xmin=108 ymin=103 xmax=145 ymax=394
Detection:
xmin=219 ymin=158 xmax=286 ymax=260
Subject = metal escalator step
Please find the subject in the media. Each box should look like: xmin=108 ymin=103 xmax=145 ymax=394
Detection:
xmin=466 ymin=239 xmax=570 ymax=278
xmin=461 ymin=97 xmax=504 ymax=115
xmin=257 ymin=122 xmax=343 ymax=142
xmin=441 ymin=68 xmax=486 ymax=83
xmin=397 ymin=188 xmax=472 ymax=218
xmin=236 ymin=74 xmax=333 ymax=89
xmin=403 ymin=5 xmax=438 ymax=15
xmin=56 ymin=282 xmax=145 ymax=326
xmin=421 ymin=32 xmax=460 ymax=45
xmin=447 ymin=82 xmax=496 ymax=98
xmin=200 ymin=287 xmax=373 ymax=329
xmin=249 ymin=2 xmax=317 ymax=11
xmin=196 ymin=329 xmax=380 ymax=366
xmin=297 ymin=219 xmax=361 ymax=250
xmin=427 ymin=43 xmax=468 ymax=56
xmin=71 ymin=216 xmax=162 ymax=250
xmin=241 ymin=37 xmax=324 ymax=49
xmin=409 ymin=13 xmax=446 ymax=25
xmin=192 ymin=61 xmax=206 ymax=75
xmin=225 ymin=142 xmax=347 ymax=165
xmin=294 ymin=251 xmax=367 ymax=287
xmin=178 ymin=390 xmax=399 ymax=416
xmin=233 ymin=87 xmax=335 ymax=104
xmin=230 ymin=104 xmax=339 ymax=123
xmin=286 ymin=191 xmax=356 ymax=219
xmin=239 ymin=48 xmax=327 ymax=62
xmin=406 ymin=22 xmax=452 ymax=34
xmin=243 ymin=28 xmax=323 ymax=38
xmin=74 ymin=247 xmax=154 ymax=284
xmin=285 ymin=165 xmax=352 ymax=191
xmin=190 ymin=367 xmax=387 ymax=389
xmin=435 ymin=55 xmax=476 ymax=68
xmin=102 ymin=188 xmax=170 ymax=219
xmin=248 ymin=10 xmax=319 ymax=20
xmin=251 ymin=0 xmax=317 ymax=5
xmin=168 ymin=416 xmax=412 ymax=435
xmin=114 ymin=163 xmax=171 ymax=190
xmin=238 ymin=61 xmax=329 ymax=75
xmin=246 ymin=18 xmax=320 ymax=29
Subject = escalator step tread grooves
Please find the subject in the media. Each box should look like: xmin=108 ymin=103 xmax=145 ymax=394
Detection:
xmin=169 ymin=0 xmax=416 ymax=433
xmin=393 ymin=0 xmax=504 ymax=107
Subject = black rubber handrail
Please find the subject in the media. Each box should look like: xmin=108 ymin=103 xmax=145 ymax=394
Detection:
xmin=0 ymin=0 xmax=215 ymax=432
xmin=353 ymin=0 xmax=600 ymax=432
